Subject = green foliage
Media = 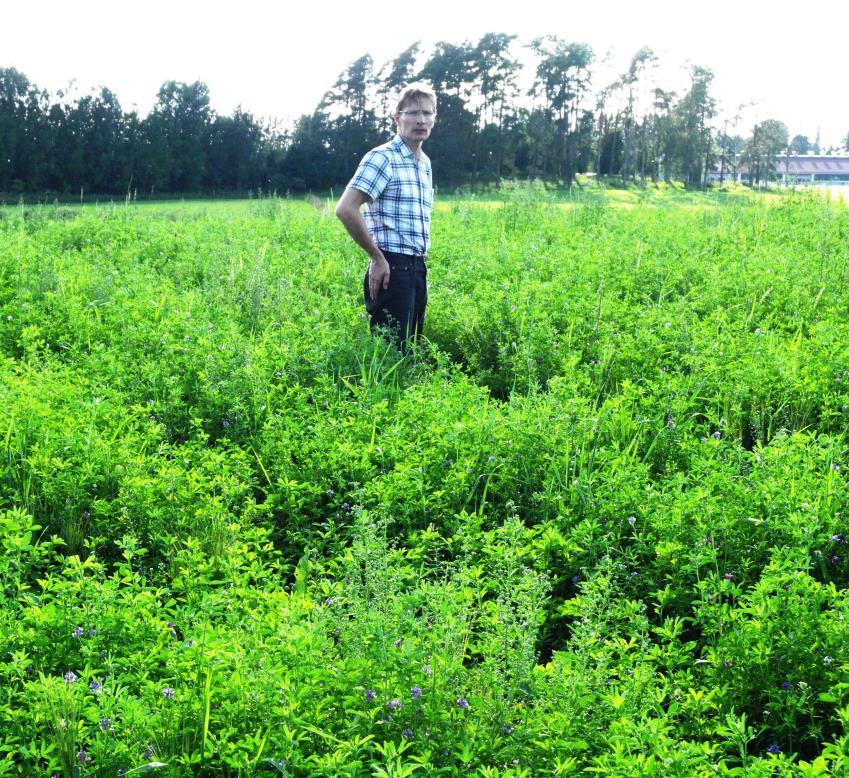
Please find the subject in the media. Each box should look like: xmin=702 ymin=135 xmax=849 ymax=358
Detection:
xmin=1 ymin=39 xmax=819 ymax=197
xmin=1 ymin=189 xmax=849 ymax=774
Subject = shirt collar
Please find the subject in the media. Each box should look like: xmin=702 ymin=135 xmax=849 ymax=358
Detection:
xmin=392 ymin=134 xmax=419 ymax=160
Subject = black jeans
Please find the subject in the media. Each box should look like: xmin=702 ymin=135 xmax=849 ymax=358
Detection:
xmin=363 ymin=251 xmax=427 ymax=353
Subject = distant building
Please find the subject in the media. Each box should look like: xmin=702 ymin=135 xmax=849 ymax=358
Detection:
xmin=777 ymin=155 xmax=849 ymax=183
xmin=709 ymin=154 xmax=849 ymax=185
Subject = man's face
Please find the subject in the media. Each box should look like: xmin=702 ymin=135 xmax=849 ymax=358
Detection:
xmin=394 ymin=98 xmax=436 ymax=147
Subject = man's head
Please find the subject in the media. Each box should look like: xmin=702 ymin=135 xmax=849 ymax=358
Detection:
xmin=393 ymin=83 xmax=437 ymax=148
xmin=394 ymin=83 xmax=437 ymax=115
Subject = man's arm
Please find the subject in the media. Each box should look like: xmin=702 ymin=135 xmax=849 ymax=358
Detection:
xmin=335 ymin=187 xmax=390 ymax=300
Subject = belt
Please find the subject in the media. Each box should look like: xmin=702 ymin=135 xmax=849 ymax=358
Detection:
xmin=383 ymin=251 xmax=427 ymax=273
xmin=383 ymin=250 xmax=426 ymax=261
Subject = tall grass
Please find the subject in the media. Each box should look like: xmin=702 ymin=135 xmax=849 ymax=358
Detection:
xmin=0 ymin=187 xmax=848 ymax=774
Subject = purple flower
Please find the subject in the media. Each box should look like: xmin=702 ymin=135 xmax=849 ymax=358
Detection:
xmin=723 ymin=660 xmax=733 ymax=668
xmin=64 ymin=671 xmax=78 ymax=684
xmin=142 ymin=746 xmax=154 ymax=759
xmin=627 ymin=516 xmax=636 ymax=526
xmin=393 ymin=637 xmax=403 ymax=648
xmin=833 ymin=555 xmax=842 ymax=564
xmin=723 ymin=572 xmax=733 ymax=581
xmin=402 ymin=728 xmax=414 ymax=739
xmin=365 ymin=689 xmax=376 ymax=702
xmin=386 ymin=699 xmax=402 ymax=711
xmin=89 ymin=681 xmax=102 ymax=693
xmin=456 ymin=696 xmax=470 ymax=710
xmin=325 ymin=489 xmax=335 ymax=496
xmin=766 ymin=744 xmax=782 ymax=755
xmin=162 ymin=686 xmax=175 ymax=699
xmin=832 ymin=534 xmax=847 ymax=544
xmin=410 ymin=686 xmax=423 ymax=700
xmin=76 ymin=750 xmax=91 ymax=764
xmin=488 ymin=456 xmax=497 ymax=462
xmin=324 ymin=597 xmax=336 ymax=606
xmin=99 ymin=717 xmax=112 ymax=731
xmin=422 ymin=662 xmax=432 ymax=675
xmin=86 ymin=627 xmax=96 ymax=637
xmin=712 ymin=431 xmax=722 ymax=440
xmin=25 ymin=665 xmax=34 ymax=676
xmin=780 ymin=681 xmax=791 ymax=691
xmin=72 ymin=626 xmax=84 ymax=639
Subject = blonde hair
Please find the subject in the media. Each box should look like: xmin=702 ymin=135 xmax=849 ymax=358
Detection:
xmin=394 ymin=83 xmax=437 ymax=114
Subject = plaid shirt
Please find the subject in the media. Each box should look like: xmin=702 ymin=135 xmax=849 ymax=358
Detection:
xmin=348 ymin=135 xmax=433 ymax=256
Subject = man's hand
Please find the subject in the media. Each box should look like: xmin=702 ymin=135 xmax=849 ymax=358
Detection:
xmin=336 ymin=188 xmax=390 ymax=300
xmin=368 ymin=253 xmax=390 ymax=300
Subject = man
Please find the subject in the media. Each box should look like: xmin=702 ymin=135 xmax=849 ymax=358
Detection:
xmin=335 ymin=83 xmax=436 ymax=353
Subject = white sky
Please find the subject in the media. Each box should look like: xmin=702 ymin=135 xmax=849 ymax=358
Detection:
xmin=3 ymin=0 xmax=847 ymax=147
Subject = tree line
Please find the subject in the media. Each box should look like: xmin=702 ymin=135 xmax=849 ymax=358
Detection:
xmin=2 ymin=36 xmax=848 ymax=196
xmin=0 ymin=70 xmax=285 ymax=196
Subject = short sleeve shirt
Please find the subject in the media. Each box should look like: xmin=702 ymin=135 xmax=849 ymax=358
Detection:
xmin=347 ymin=135 xmax=433 ymax=256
